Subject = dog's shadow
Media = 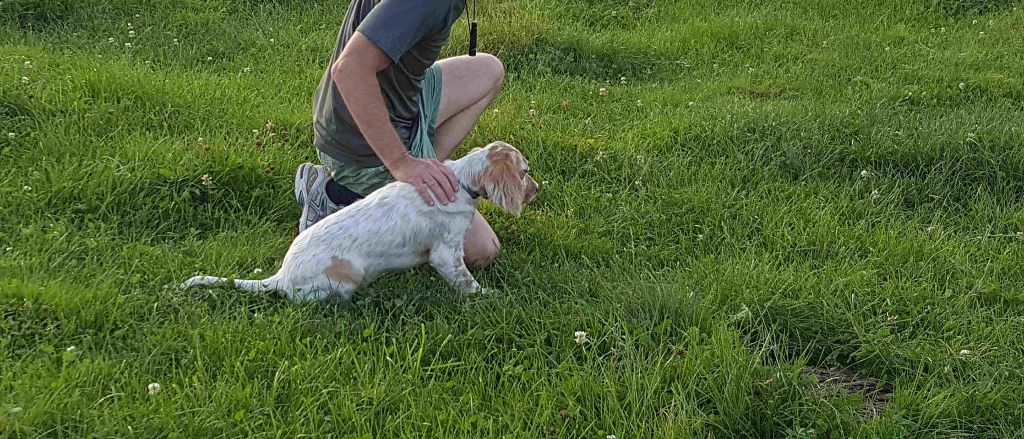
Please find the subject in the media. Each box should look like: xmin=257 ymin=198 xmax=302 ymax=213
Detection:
xmin=176 ymin=266 xmax=505 ymax=322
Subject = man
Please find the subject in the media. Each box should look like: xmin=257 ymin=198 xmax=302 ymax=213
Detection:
xmin=294 ymin=0 xmax=505 ymax=268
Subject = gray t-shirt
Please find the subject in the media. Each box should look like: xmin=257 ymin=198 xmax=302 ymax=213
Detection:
xmin=313 ymin=0 xmax=464 ymax=167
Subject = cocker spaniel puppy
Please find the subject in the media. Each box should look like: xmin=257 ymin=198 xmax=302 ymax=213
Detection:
xmin=181 ymin=141 xmax=538 ymax=301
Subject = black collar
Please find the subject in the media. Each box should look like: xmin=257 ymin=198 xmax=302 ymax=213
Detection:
xmin=458 ymin=179 xmax=486 ymax=200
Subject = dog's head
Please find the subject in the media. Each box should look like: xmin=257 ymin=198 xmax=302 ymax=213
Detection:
xmin=472 ymin=141 xmax=539 ymax=216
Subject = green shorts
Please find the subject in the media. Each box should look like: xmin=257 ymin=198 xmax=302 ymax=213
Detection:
xmin=318 ymin=63 xmax=442 ymax=197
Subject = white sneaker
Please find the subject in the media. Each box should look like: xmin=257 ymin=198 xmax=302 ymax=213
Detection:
xmin=294 ymin=163 xmax=340 ymax=233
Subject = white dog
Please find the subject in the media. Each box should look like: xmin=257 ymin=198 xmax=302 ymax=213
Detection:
xmin=180 ymin=141 xmax=538 ymax=301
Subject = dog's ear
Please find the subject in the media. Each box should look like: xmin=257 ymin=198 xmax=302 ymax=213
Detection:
xmin=480 ymin=148 xmax=526 ymax=216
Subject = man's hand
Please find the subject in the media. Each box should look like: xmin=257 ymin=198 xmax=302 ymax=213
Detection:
xmin=391 ymin=154 xmax=458 ymax=206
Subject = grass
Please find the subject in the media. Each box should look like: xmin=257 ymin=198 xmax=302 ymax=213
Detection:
xmin=2 ymin=0 xmax=1024 ymax=436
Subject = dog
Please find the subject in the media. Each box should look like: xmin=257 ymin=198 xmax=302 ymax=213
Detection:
xmin=180 ymin=141 xmax=539 ymax=301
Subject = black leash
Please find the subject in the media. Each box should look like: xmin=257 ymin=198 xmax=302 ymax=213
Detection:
xmin=466 ymin=0 xmax=478 ymax=56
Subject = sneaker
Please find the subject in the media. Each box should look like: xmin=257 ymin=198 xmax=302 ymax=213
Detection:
xmin=294 ymin=162 xmax=340 ymax=233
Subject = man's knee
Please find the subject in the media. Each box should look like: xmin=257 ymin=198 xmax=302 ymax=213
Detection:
xmin=477 ymin=53 xmax=504 ymax=91
xmin=465 ymin=234 xmax=501 ymax=269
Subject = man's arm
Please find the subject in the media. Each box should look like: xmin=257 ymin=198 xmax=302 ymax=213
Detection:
xmin=331 ymin=31 xmax=457 ymax=206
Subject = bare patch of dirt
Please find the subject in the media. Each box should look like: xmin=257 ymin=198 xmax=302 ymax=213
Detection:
xmin=801 ymin=366 xmax=893 ymax=417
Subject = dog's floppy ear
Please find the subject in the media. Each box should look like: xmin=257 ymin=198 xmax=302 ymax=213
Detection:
xmin=480 ymin=148 xmax=525 ymax=216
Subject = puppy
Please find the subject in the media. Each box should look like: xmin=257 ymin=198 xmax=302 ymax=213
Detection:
xmin=180 ymin=141 xmax=539 ymax=301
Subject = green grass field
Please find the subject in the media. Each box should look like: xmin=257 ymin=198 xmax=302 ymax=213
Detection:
xmin=3 ymin=0 xmax=1024 ymax=437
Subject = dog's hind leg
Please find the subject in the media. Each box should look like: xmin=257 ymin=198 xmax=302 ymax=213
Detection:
xmin=284 ymin=275 xmax=360 ymax=302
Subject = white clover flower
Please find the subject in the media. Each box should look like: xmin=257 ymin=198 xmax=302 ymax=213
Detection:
xmin=66 ymin=346 xmax=77 ymax=352
xmin=860 ymin=170 xmax=869 ymax=178
xmin=574 ymin=331 xmax=588 ymax=345
xmin=7 ymin=132 xmax=15 ymax=139
xmin=252 ymin=129 xmax=260 ymax=135
xmin=23 ymin=61 xmax=33 ymax=69
xmin=201 ymin=174 xmax=213 ymax=187
xmin=206 ymin=56 xmax=213 ymax=62
xmin=492 ymin=109 xmax=499 ymax=114
xmin=871 ymin=190 xmax=880 ymax=199
xmin=124 ymin=43 xmax=132 ymax=49
xmin=173 ymin=38 xmax=179 ymax=45
xmin=243 ymin=67 xmax=252 ymax=73
xmin=128 ymin=30 xmax=136 ymax=38
xmin=959 ymin=82 xmax=966 ymax=90
xmin=940 ymin=27 xmax=946 ymax=32
xmin=23 ymin=186 xmax=32 ymax=192
xmin=972 ymin=19 xmax=978 ymax=24
xmin=687 ymin=101 xmax=694 ymax=107
xmin=127 ymin=22 xmax=133 ymax=29
xmin=109 ymin=37 xmax=116 ymax=43
xmin=269 ymin=38 xmax=275 ymax=43
xmin=598 ymin=87 xmax=608 ymax=96
xmin=148 ymin=382 xmax=161 ymax=394
xmin=607 ymin=435 xmax=617 ymax=439
xmin=8 ymin=407 xmax=23 ymax=415
xmin=528 ymin=109 xmax=536 ymax=116
xmin=20 ymin=76 xmax=29 ymax=85
xmin=979 ymin=31 xmax=986 ymax=36
xmin=958 ymin=349 xmax=971 ymax=358
xmin=636 ymin=100 xmax=642 ymax=106
xmin=197 ymin=137 xmax=204 ymax=143
xmin=4 ymin=247 xmax=12 ymax=252
xmin=253 ymin=268 xmax=263 ymax=274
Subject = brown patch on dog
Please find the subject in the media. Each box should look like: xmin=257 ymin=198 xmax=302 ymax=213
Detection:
xmin=481 ymin=147 xmax=526 ymax=215
xmin=486 ymin=142 xmax=516 ymax=157
xmin=324 ymin=257 xmax=364 ymax=286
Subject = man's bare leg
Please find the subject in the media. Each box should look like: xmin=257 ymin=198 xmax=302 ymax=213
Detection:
xmin=434 ymin=53 xmax=505 ymax=269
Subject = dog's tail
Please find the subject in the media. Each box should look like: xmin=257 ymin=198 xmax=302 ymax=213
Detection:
xmin=179 ymin=275 xmax=284 ymax=292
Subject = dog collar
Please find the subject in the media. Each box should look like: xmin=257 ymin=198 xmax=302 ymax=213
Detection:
xmin=458 ymin=179 xmax=487 ymax=200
